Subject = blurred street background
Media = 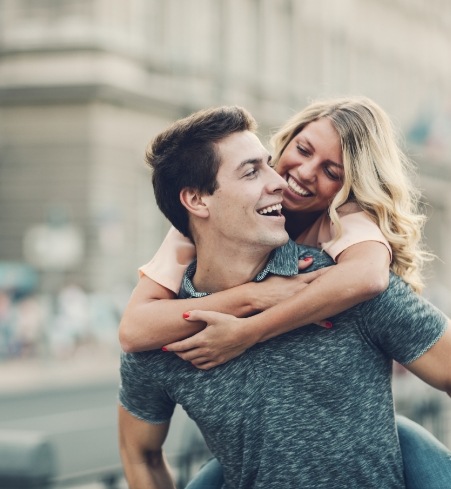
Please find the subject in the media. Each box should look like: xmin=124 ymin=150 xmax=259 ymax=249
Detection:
xmin=0 ymin=0 xmax=450 ymax=487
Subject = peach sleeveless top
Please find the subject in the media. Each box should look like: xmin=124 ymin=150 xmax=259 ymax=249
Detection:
xmin=139 ymin=203 xmax=391 ymax=294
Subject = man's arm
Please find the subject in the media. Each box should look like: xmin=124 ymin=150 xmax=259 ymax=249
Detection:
xmin=118 ymin=405 xmax=176 ymax=489
xmin=404 ymin=320 xmax=451 ymax=397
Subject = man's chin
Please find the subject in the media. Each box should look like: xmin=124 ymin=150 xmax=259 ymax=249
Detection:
xmin=277 ymin=232 xmax=290 ymax=247
xmin=265 ymin=230 xmax=289 ymax=248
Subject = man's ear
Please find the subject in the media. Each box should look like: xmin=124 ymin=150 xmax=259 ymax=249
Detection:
xmin=180 ymin=188 xmax=210 ymax=218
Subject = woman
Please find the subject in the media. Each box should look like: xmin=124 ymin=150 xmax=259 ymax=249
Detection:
xmin=119 ymin=97 xmax=451 ymax=487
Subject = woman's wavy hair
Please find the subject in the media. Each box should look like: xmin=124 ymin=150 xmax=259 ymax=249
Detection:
xmin=271 ymin=96 xmax=431 ymax=292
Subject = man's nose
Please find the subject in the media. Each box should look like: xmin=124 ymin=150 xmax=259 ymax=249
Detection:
xmin=268 ymin=167 xmax=288 ymax=192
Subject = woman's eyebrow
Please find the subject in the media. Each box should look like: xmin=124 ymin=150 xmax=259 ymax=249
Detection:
xmin=298 ymin=135 xmax=343 ymax=168
xmin=327 ymin=160 xmax=344 ymax=169
xmin=297 ymin=134 xmax=314 ymax=150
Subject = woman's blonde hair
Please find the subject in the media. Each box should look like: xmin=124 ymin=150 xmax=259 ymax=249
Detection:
xmin=271 ymin=96 xmax=431 ymax=293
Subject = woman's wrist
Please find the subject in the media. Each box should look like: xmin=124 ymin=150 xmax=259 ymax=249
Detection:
xmin=246 ymin=281 xmax=270 ymax=313
xmin=238 ymin=314 xmax=266 ymax=346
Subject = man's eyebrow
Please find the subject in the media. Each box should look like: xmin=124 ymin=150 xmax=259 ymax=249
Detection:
xmin=237 ymin=154 xmax=272 ymax=169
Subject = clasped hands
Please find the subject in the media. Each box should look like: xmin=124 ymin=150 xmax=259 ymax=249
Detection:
xmin=162 ymin=259 xmax=331 ymax=370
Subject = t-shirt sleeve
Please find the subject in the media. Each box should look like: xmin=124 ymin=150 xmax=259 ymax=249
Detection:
xmin=119 ymin=352 xmax=176 ymax=423
xmin=323 ymin=204 xmax=392 ymax=262
xmin=139 ymin=226 xmax=196 ymax=294
xmin=358 ymin=274 xmax=447 ymax=365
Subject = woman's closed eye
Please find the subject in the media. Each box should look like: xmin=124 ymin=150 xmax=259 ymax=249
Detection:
xmin=296 ymin=144 xmax=310 ymax=157
xmin=324 ymin=167 xmax=341 ymax=181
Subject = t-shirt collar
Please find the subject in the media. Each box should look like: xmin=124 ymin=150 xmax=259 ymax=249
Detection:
xmin=180 ymin=240 xmax=299 ymax=298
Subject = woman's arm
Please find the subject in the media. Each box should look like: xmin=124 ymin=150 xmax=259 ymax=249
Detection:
xmin=163 ymin=240 xmax=390 ymax=369
xmin=119 ymin=260 xmax=321 ymax=352
xmin=119 ymin=276 xmax=254 ymax=352
xmin=249 ymin=240 xmax=391 ymax=342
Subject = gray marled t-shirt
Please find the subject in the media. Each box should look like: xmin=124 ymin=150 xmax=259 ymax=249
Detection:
xmin=119 ymin=240 xmax=447 ymax=488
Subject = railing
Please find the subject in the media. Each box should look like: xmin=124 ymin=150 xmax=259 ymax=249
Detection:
xmin=52 ymin=465 xmax=124 ymax=489
xmin=0 ymin=430 xmax=211 ymax=489
xmin=174 ymin=442 xmax=212 ymax=489
xmin=393 ymin=373 xmax=451 ymax=446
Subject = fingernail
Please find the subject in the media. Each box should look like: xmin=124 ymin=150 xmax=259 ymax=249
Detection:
xmin=325 ymin=321 xmax=333 ymax=329
xmin=183 ymin=312 xmax=190 ymax=319
xmin=162 ymin=347 xmax=168 ymax=351
xmin=303 ymin=256 xmax=313 ymax=261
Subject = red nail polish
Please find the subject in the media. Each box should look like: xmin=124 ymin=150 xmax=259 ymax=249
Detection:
xmin=183 ymin=312 xmax=190 ymax=319
xmin=303 ymin=256 xmax=313 ymax=261
xmin=325 ymin=321 xmax=333 ymax=329
xmin=162 ymin=347 xmax=168 ymax=351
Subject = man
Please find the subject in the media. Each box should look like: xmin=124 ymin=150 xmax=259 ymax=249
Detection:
xmin=118 ymin=106 xmax=451 ymax=488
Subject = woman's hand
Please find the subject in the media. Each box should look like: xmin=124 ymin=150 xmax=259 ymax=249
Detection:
xmin=160 ymin=259 xmax=333 ymax=370
xmin=162 ymin=311 xmax=253 ymax=370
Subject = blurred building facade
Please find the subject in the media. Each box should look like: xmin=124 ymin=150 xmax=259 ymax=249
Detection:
xmin=0 ymin=0 xmax=450 ymax=307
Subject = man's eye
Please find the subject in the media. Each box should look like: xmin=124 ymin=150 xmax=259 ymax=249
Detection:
xmin=245 ymin=168 xmax=258 ymax=178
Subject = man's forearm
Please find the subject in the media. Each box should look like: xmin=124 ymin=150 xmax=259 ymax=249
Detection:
xmin=118 ymin=405 xmax=175 ymax=488
xmin=122 ymin=449 xmax=176 ymax=489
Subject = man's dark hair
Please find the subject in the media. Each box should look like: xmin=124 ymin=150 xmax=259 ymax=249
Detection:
xmin=146 ymin=105 xmax=257 ymax=238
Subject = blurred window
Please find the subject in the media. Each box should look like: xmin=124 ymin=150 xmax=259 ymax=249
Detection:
xmin=15 ymin=0 xmax=92 ymax=21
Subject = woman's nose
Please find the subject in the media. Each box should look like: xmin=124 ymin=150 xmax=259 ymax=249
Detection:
xmin=295 ymin=160 xmax=316 ymax=182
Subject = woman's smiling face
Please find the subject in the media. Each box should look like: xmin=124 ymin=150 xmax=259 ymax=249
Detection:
xmin=276 ymin=117 xmax=344 ymax=214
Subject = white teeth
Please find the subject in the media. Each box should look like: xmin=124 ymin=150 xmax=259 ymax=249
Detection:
xmin=288 ymin=176 xmax=311 ymax=197
xmin=258 ymin=203 xmax=282 ymax=215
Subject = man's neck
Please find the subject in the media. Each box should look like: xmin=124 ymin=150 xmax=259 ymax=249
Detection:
xmin=192 ymin=240 xmax=272 ymax=293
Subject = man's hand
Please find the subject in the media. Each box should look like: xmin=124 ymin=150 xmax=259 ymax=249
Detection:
xmin=162 ymin=311 xmax=251 ymax=370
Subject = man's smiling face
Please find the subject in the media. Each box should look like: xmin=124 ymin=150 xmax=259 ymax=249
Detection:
xmin=202 ymin=130 xmax=289 ymax=250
